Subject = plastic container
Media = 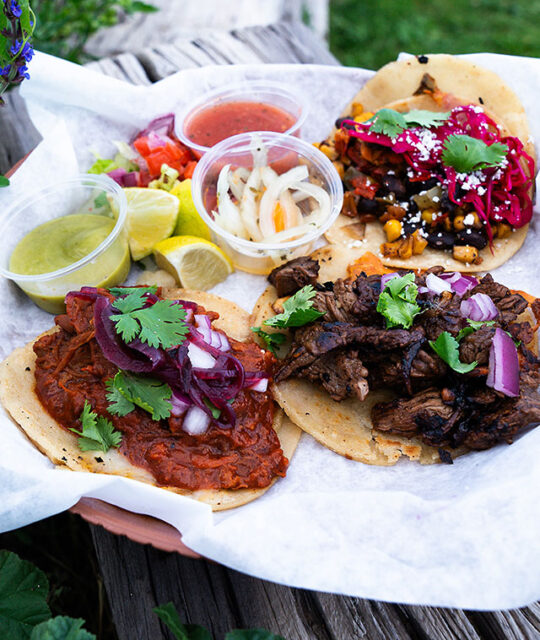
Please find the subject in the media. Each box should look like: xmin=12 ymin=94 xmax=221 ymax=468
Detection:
xmin=191 ymin=132 xmax=343 ymax=275
xmin=0 ymin=174 xmax=130 ymax=313
xmin=176 ymin=81 xmax=307 ymax=157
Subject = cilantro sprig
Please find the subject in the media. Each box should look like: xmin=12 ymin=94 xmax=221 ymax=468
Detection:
xmin=429 ymin=332 xmax=477 ymax=374
xmin=251 ymin=327 xmax=287 ymax=355
xmin=263 ymin=285 xmax=325 ymax=329
xmin=106 ymin=371 xmax=172 ymax=421
xmin=70 ymin=401 xmax=122 ymax=453
xmin=441 ymin=134 xmax=508 ymax=173
xmin=367 ymin=108 xmax=450 ymax=138
xmin=376 ymin=273 xmax=421 ymax=329
xmin=110 ymin=288 xmax=189 ymax=349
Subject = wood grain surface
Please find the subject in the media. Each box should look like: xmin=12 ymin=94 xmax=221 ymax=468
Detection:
xmin=2 ymin=18 xmax=540 ymax=640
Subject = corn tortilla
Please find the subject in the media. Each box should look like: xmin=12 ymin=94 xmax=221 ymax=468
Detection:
xmin=0 ymin=289 xmax=301 ymax=511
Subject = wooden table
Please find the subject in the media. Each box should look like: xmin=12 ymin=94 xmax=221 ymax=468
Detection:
xmin=2 ymin=20 xmax=540 ymax=640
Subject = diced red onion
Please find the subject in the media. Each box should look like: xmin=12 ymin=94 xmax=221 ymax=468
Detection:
xmin=460 ymin=293 xmax=499 ymax=322
xmin=170 ymin=391 xmax=191 ymax=417
xmin=182 ymin=405 xmax=211 ymax=435
xmin=438 ymin=272 xmax=479 ymax=297
xmin=194 ymin=314 xmax=230 ymax=351
xmin=132 ymin=113 xmax=176 ymax=142
xmin=380 ymin=273 xmax=398 ymax=290
xmin=486 ymin=328 xmax=520 ymax=397
xmin=106 ymin=168 xmax=139 ymax=188
xmin=187 ymin=342 xmax=216 ymax=369
xmin=425 ymin=273 xmax=452 ymax=295
xmin=247 ymin=378 xmax=268 ymax=392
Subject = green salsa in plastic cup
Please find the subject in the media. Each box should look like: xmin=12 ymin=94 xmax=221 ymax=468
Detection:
xmin=0 ymin=174 xmax=130 ymax=313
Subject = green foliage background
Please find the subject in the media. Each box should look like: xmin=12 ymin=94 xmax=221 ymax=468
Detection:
xmin=329 ymin=0 xmax=540 ymax=69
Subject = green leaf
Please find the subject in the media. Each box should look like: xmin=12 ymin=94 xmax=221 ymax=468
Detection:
xmin=105 ymin=378 xmax=135 ymax=416
xmin=367 ymin=108 xmax=407 ymax=138
xmin=87 ymin=158 xmax=118 ymax=175
xmin=203 ymin=398 xmax=221 ymax=420
xmin=123 ymin=1 xmax=159 ymax=14
xmin=110 ymin=290 xmax=189 ymax=349
xmin=111 ymin=371 xmax=172 ymax=421
xmin=250 ymin=327 xmax=286 ymax=355
xmin=403 ymin=110 xmax=450 ymax=128
xmin=264 ymin=285 xmax=325 ymax=329
xmin=69 ymin=401 xmax=122 ymax=453
xmin=441 ymin=134 xmax=508 ymax=173
xmin=0 ymin=550 xmax=50 ymax=640
xmin=0 ymin=175 xmax=10 ymax=187
xmin=456 ymin=319 xmax=496 ymax=341
xmin=30 ymin=616 xmax=96 ymax=640
xmin=376 ymin=273 xmax=421 ymax=329
xmin=109 ymin=285 xmax=157 ymax=297
xmin=153 ymin=603 xmax=212 ymax=640
xmin=429 ymin=332 xmax=477 ymax=373
xmin=225 ymin=630 xmax=286 ymax=640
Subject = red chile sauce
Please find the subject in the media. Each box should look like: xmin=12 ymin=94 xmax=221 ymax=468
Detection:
xmin=186 ymin=101 xmax=297 ymax=147
xmin=33 ymin=295 xmax=288 ymax=492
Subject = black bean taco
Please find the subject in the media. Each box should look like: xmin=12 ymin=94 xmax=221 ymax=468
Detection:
xmin=320 ymin=54 xmax=537 ymax=272
xmin=251 ymin=247 xmax=540 ymax=465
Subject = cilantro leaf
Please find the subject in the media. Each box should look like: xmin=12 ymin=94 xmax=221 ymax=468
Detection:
xmin=441 ymin=134 xmax=508 ymax=173
xmin=105 ymin=378 xmax=136 ymax=416
xmin=110 ymin=289 xmax=189 ymax=349
xmin=110 ymin=371 xmax=172 ymax=421
xmin=263 ymin=285 xmax=325 ymax=329
xmin=70 ymin=401 xmax=122 ymax=453
xmin=367 ymin=108 xmax=407 ymax=138
xmin=251 ymin=327 xmax=287 ymax=355
xmin=376 ymin=273 xmax=421 ymax=329
xmin=0 ymin=550 xmax=51 ymax=639
xmin=403 ymin=110 xmax=450 ymax=128
xmin=153 ymin=603 xmax=212 ymax=640
xmin=226 ymin=631 xmax=286 ymax=640
xmin=30 ymin=616 xmax=96 ymax=640
xmin=457 ymin=319 xmax=496 ymax=341
xmin=429 ymin=332 xmax=477 ymax=373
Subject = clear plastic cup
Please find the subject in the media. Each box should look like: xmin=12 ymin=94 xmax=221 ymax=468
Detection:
xmin=0 ymin=174 xmax=130 ymax=313
xmin=191 ymin=132 xmax=343 ymax=275
xmin=176 ymin=81 xmax=307 ymax=157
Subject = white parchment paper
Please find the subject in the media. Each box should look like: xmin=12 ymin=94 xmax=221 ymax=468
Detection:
xmin=0 ymin=51 xmax=539 ymax=609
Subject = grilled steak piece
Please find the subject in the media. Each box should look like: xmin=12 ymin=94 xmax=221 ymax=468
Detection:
xmin=459 ymin=325 xmax=496 ymax=365
xmin=268 ymin=256 xmax=320 ymax=297
xmin=298 ymin=349 xmax=369 ymax=401
xmin=472 ymin=274 xmax=528 ymax=323
xmin=421 ymin=292 xmax=463 ymax=340
xmin=313 ymin=275 xmax=381 ymax=325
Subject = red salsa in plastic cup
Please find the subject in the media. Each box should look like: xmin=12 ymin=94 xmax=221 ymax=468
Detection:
xmin=176 ymin=81 xmax=306 ymax=157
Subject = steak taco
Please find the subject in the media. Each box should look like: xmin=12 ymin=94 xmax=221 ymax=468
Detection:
xmin=320 ymin=54 xmax=536 ymax=272
xmin=0 ymin=286 xmax=300 ymax=510
xmin=251 ymin=247 xmax=540 ymax=465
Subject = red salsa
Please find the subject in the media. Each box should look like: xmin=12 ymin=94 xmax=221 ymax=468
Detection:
xmin=33 ymin=294 xmax=288 ymax=492
xmin=186 ymin=101 xmax=297 ymax=148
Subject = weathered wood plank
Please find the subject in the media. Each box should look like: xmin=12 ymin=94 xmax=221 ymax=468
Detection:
xmin=0 ymin=88 xmax=42 ymax=175
xmin=469 ymin=606 xmax=540 ymax=640
xmin=399 ymin=605 xmax=483 ymax=640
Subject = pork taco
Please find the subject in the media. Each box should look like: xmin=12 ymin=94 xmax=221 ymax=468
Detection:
xmin=251 ymin=247 xmax=540 ymax=465
xmin=0 ymin=286 xmax=300 ymax=510
xmin=320 ymin=54 xmax=537 ymax=272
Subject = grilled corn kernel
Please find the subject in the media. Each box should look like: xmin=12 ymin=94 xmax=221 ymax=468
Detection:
xmin=332 ymin=160 xmax=345 ymax=179
xmin=354 ymin=111 xmax=375 ymax=123
xmin=412 ymin=230 xmax=428 ymax=255
xmin=453 ymin=245 xmax=479 ymax=264
xmin=351 ymin=102 xmax=365 ymax=118
xmin=421 ymin=209 xmax=434 ymax=224
xmin=497 ymin=222 xmax=512 ymax=239
xmin=383 ymin=219 xmax=402 ymax=242
xmin=319 ymin=143 xmax=338 ymax=161
xmin=453 ymin=215 xmax=466 ymax=231
xmin=443 ymin=216 xmax=453 ymax=232
xmin=381 ymin=236 xmax=413 ymax=259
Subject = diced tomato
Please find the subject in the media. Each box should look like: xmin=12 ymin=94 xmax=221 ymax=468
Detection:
xmin=133 ymin=136 xmax=151 ymax=156
xmin=183 ymin=161 xmax=197 ymax=180
xmin=351 ymin=175 xmax=379 ymax=200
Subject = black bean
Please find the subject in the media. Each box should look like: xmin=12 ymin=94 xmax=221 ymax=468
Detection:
xmin=382 ymin=175 xmax=406 ymax=198
xmin=403 ymin=220 xmax=419 ymax=235
xmin=455 ymin=229 xmax=488 ymax=249
xmin=357 ymin=197 xmax=379 ymax=214
xmin=427 ymin=231 xmax=455 ymax=250
xmin=440 ymin=191 xmax=457 ymax=213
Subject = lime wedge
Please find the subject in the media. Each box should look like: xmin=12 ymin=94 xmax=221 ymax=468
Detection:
xmin=123 ymin=187 xmax=179 ymax=261
xmin=153 ymin=236 xmax=233 ymax=290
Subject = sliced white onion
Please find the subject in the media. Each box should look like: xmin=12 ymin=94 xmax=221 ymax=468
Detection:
xmin=229 ymin=167 xmax=248 ymax=201
xmin=250 ymin=133 xmax=268 ymax=168
xmin=215 ymin=164 xmax=248 ymax=238
xmin=260 ymin=165 xmax=279 ymax=187
xmin=247 ymin=378 xmax=268 ymax=392
xmin=187 ymin=342 xmax=216 ymax=369
xmin=258 ymin=166 xmax=309 ymax=237
xmin=182 ymin=406 xmax=211 ymax=435
xmin=239 ymin=166 xmax=264 ymax=241
xmin=426 ymin=273 xmax=453 ymax=295
xmin=289 ymin=180 xmax=331 ymax=217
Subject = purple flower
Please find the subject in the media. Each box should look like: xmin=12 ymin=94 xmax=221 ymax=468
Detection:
xmin=8 ymin=1 xmax=22 ymax=18
xmin=0 ymin=65 xmax=12 ymax=78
